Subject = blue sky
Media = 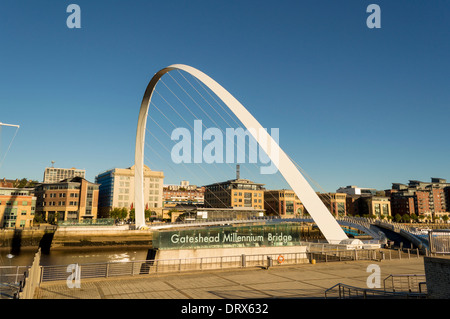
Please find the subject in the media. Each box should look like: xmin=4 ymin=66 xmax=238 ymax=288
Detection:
xmin=0 ymin=1 xmax=449 ymax=192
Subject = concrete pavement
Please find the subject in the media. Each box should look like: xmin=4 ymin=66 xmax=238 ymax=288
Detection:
xmin=35 ymin=257 xmax=425 ymax=299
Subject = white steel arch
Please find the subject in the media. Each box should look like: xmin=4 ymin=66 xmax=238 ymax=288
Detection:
xmin=135 ymin=64 xmax=349 ymax=244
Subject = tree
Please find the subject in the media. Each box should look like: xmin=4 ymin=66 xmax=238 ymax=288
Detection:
xmin=402 ymin=214 xmax=411 ymax=223
xmin=120 ymin=207 xmax=128 ymax=220
xmin=110 ymin=207 xmax=128 ymax=221
xmin=410 ymin=213 xmax=418 ymax=222
xmin=394 ymin=214 xmax=402 ymax=223
xmin=129 ymin=208 xmax=135 ymax=221
xmin=145 ymin=209 xmax=152 ymax=220
xmin=34 ymin=213 xmax=45 ymax=224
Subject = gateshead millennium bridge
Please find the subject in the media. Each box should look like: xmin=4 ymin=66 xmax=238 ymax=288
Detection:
xmin=134 ymin=64 xmax=360 ymax=246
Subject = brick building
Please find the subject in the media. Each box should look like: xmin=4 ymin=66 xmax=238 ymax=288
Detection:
xmin=35 ymin=177 xmax=99 ymax=223
xmin=204 ymin=178 xmax=264 ymax=210
xmin=318 ymin=192 xmax=347 ymax=217
xmin=264 ymin=189 xmax=304 ymax=218
xmin=0 ymin=187 xmax=36 ymax=228
xmin=389 ymin=178 xmax=450 ymax=220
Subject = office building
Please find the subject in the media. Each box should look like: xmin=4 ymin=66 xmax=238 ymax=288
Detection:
xmin=346 ymin=195 xmax=391 ymax=217
xmin=204 ymin=178 xmax=265 ymax=210
xmin=43 ymin=167 xmax=85 ymax=183
xmin=0 ymin=187 xmax=36 ymax=228
xmin=95 ymin=165 xmax=164 ymax=217
xmin=264 ymin=189 xmax=304 ymax=218
xmin=337 ymin=185 xmax=377 ymax=196
xmin=389 ymin=178 xmax=450 ymax=220
xmin=318 ymin=193 xmax=347 ymax=217
xmin=34 ymin=177 xmax=99 ymax=223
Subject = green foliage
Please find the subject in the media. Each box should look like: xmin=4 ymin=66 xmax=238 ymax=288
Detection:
xmin=110 ymin=207 xmax=128 ymax=220
xmin=401 ymin=214 xmax=411 ymax=223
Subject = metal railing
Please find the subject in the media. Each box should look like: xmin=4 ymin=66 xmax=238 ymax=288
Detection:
xmin=38 ymin=247 xmax=422 ymax=283
xmin=40 ymin=251 xmax=309 ymax=282
xmin=383 ymin=274 xmax=427 ymax=293
xmin=0 ymin=282 xmax=21 ymax=299
xmin=0 ymin=266 xmax=30 ymax=284
xmin=428 ymin=230 xmax=450 ymax=254
xmin=324 ymin=282 xmax=427 ymax=299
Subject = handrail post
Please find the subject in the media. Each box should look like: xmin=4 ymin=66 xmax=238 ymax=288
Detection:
xmin=408 ymin=276 xmax=412 ymax=293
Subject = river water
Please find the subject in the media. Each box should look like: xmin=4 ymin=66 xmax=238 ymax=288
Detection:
xmin=0 ymin=247 xmax=151 ymax=267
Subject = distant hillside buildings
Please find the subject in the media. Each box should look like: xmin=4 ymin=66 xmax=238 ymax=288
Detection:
xmin=163 ymin=181 xmax=205 ymax=205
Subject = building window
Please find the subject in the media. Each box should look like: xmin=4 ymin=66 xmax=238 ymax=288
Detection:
xmin=374 ymin=204 xmax=381 ymax=216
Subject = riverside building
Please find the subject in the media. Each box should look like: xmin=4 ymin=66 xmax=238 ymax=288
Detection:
xmin=264 ymin=189 xmax=304 ymax=218
xmin=34 ymin=177 xmax=99 ymax=223
xmin=95 ymin=165 xmax=164 ymax=218
xmin=203 ymin=178 xmax=265 ymax=210
xmin=388 ymin=178 xmax=450 ymax=220
xmin=318 ymin=192 xmax=347 ymax=217
xmin=0 ymin=187 xmax=36 ymax=228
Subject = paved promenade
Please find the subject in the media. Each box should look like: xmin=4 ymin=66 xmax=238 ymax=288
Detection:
xmin=35 ymin=257 xmax=425 ymax=299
